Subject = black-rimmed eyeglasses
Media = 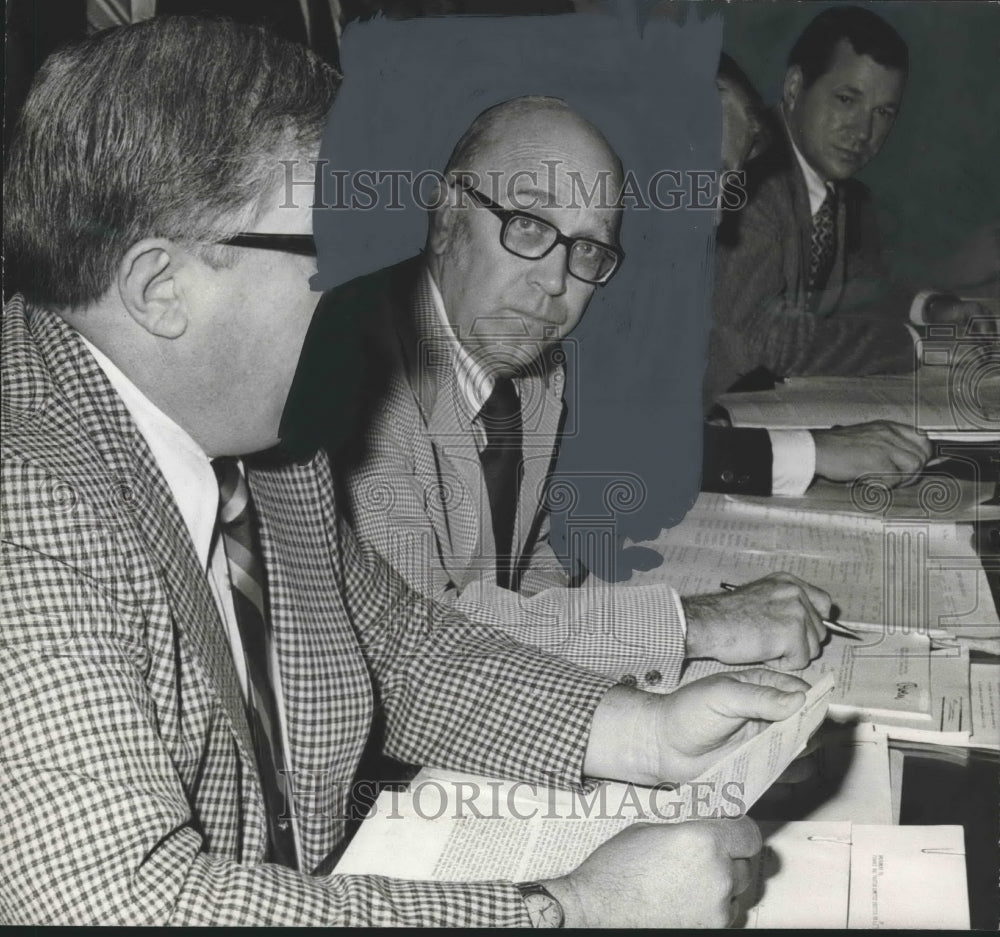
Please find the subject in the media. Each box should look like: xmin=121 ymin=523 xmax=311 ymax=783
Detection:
xmin=457 ymin=182 xmax=623 ymax=286
xmin=217 ymin=232 xmax=317 ymax=256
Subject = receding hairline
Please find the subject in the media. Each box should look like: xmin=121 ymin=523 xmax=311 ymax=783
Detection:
xmin=444 ymin=95 xmax=623 ymax=183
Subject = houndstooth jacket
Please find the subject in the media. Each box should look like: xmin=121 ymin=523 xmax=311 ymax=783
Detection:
xmin=0 ymin=296 xmax=615 ymax=925
xmin=290 ymin=258 xmax=688 ymax=689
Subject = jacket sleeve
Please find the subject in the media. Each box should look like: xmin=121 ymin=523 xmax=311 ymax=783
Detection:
xmin=0 ymin=460 xmax=534 ymax=926
xmin=345 ymin=404 xmax=687 ymax=689
xmin=323 ymin=469 xmax=620 ymax=781
xmin=700 ymin=424 xmax=773 ymax=496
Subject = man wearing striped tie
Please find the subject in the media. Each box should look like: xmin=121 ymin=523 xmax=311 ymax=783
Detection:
xmin=3 ymin=14 xmax=809 ymax=928
xmin=705 ymin=5 xmax=994 ymax=405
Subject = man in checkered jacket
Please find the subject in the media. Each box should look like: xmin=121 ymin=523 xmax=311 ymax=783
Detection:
xmin=1 ymin=16 xmax=810 ymax=926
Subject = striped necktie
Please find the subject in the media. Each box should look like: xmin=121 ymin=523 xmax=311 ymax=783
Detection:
xmin=213 ymin=458 xmax=298 ymax=869
xmin=808 ymin=183 xmax=838 ymax=296
xmin=478 ymin=377 xmax=523 ymax=590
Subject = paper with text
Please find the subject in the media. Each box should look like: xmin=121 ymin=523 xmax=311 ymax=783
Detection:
xmin=628 ymin=493 xmax=999 ymax=633
xmin=968 ymin=662 xmax=1000 ymax=750
xmin=847 ymin=824 xmax=969 ymax=929
xmin=335 ymin=676 xmax=834 ymax=881
xmin=683 ymin=632 xmax=933 ymax=719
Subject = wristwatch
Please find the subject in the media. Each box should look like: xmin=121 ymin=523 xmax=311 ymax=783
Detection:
xmin=516 ymin=881 xmax=565 ymax=928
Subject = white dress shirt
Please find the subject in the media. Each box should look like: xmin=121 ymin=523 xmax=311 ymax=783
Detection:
xmin=788 ymin=133 xmax=832 ymax=218
xmin=426 ymin=268 xmax=516 ymax=451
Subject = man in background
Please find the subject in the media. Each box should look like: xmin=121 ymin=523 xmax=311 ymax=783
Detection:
xmin=703 ymin=51 xmax=932 ymax=497
xmin=706 ymin=5 xmax=994 ymax=405
xmin=285 ymin=95 xmax=836 ymax=688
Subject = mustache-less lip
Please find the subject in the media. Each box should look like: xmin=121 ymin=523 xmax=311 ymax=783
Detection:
xmin=833 ymin=145 xmax=865 ymax=159
xmin=504 ymin=305 xmax=567 ymax=328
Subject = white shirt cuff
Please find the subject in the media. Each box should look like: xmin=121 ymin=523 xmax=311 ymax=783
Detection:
xmin=768 ymin=429 xmax=816 ymax=497
xmin=674 ymin=588 xmax=687 ymax=638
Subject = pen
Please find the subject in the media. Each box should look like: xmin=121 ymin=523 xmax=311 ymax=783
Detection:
xmin=719 ymin=581 xmax=863 ymax=640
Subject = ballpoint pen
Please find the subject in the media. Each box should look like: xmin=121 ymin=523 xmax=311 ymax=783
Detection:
xmin=719 ymin=581 xmax=863 ymax=640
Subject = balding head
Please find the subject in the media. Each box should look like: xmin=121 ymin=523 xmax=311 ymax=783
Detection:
xmin=427 ymin=96 xmax=624 ymax=377
xmin=444 ymin=96 xmax=623 ymax=200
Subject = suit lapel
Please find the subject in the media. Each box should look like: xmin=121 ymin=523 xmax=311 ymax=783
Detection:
xmin=787 ymin=155 xmax=814 ymax=308
xmin=406 ymin=272 xmax=485 ymax=589
xmin=395 ymin=267 xmax=566 ymax=589
xmin=776 ymin=118 xmax=847 ymax=317
xmin=514 ymin=360 xmax=563 ymax=565
xmin=31 ymin=307 xmax=256 ymax=766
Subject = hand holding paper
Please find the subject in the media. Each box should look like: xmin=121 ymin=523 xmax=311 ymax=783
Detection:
xmin=584 ymin=668 xmax=810 ymax=786
xmin=541 ymin=818 xmax=762 ymax=928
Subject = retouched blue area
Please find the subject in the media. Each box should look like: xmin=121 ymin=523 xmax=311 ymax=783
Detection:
xmin=314 ymin=2 xmax=725 ymax=580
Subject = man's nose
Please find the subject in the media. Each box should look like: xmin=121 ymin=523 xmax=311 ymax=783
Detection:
xmin=529 ymin=244 xmax=569 ymax=296
xmin=848 ymin=109 xmax=875 ymax=144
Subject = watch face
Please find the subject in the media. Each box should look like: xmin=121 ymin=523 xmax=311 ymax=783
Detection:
xmin=523 ymin=890 xmax=565 ymax=928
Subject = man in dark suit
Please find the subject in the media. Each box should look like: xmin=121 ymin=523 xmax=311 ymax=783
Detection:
xmin=703 ymin=51 xmax=932 ymax=497
xmin=1 ymin=16 xmax=810 ymax=926
xmin=705 ymin=5 xmax=991 ymax=407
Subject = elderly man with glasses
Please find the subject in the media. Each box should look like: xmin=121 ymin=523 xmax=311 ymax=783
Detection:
xmin=284 ymin=95 xmax=833 ymax=687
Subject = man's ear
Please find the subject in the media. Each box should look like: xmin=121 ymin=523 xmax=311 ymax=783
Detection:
xmin=117 ymin=238 xmax=188 ymax=338
xmin=783 ymin=66 xmax=804 ymax=112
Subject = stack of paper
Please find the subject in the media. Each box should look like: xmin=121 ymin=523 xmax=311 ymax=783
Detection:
xmin=727 ymin=475 xmax=1000 ymax=524
xmin=750 ymin=722 xmax=893 ymax=825
xmin=733 ymin=822 xmax=969 ymax=929
xmin=683 ymin=635 xmax=974 ymax=746
xmin=336 ymin=675 xmax=833 ymax=881
xmin=717 ymin=367 xmax=1000 ymax=440
xmin=630 ymin=493 xmax=999 ymax=637
xmin=335 ymin=784 xmax=969 ymax=929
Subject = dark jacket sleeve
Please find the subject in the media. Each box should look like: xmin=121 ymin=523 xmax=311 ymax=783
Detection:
xmin=700 ymin=425 xmax=773 ymax=496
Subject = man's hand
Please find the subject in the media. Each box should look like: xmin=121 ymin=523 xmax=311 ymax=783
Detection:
xmin=812 ymin=420 xmax=932 ymax=486
xmin=584 ymin=668 xmax=809 ymax=786
xmin=541 ymin=817 xmax=762 ymax=927
xmin=683 ymin=572 xmax=831 ymax=670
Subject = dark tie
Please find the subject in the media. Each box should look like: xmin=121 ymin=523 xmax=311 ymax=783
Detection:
xmin=213 ymin=458 xmax=298 ymax=869
xmin=478 ymin=377 xmax=523 ymax=590
xmin=808 ymin=183 xmax=838 ymax=295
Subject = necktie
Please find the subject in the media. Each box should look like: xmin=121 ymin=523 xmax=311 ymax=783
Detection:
xmin=478 ymin=377 xmax=523 ymax=590
xmin=213 ymin=458 xmax=298 ymax=869
xmin=808 ymin=183 xmax=838 ymax=295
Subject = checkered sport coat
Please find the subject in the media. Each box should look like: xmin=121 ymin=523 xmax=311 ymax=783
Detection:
xmin=296 ymin=258 xmax=687 ymax=689
xmin=0 ymin=296 xmax=616 ymax=925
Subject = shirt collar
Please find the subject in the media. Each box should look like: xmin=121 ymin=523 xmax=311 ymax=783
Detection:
xmin=782 ymin=108 xmax=833 ymax=216
xmin=80 ymin=335 xmax=220 ymax=571
xmin=425 ymin=267 xmax=496 ymax=416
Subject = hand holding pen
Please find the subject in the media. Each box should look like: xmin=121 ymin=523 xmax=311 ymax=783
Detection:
xmin=719 ymin=582 xmax=862 ymax=641
xmin=682 ymin=572 xmax=835 ymax=671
